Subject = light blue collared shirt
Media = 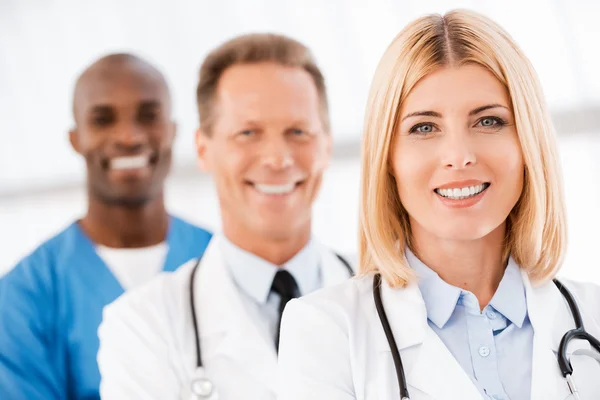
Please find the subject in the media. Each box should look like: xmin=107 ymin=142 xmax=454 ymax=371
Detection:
xmin=220 ymin=235 xmax=322 ymax=343
xmin=407 ymin=250 xmax=533 ymax=400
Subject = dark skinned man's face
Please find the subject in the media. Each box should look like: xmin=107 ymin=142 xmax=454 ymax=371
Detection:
xmin=70 ymin=58 xmax=176 ymax=207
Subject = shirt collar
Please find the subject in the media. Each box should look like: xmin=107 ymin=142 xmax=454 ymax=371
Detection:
xmin=220 ymin=235 xmax=320 ymax=305
xmin=406 ymin=249 xmax=461 ymax=329
xmin=488 ymin=257 xmax=527 ymax=328
xmin=406 ymin=248 xmax=527 ymax=329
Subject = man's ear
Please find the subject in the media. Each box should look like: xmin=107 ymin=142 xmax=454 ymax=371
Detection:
xmin=324 ymin=132 xmax=333 ymax=167
xmin=195 ymin=128 xmax=211 ymax=172
xmin=168 ymin=120 xmax=177 ymax=144
xmin=69 ymin=128 xmax=81 ymax=154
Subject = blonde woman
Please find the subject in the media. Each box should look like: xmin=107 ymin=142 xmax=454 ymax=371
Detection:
xmin=278 ymin=9 xmax=600 ymax=400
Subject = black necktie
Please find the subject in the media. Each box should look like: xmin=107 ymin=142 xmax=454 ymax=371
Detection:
xmin=271 ymin=270 xmax=300 ymax=351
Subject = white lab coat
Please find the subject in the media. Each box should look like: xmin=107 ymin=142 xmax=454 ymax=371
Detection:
xmin=278 ymin=270 xmax=600 ymax=400
xmin=97 ymin=235 xmax=354 ymax=400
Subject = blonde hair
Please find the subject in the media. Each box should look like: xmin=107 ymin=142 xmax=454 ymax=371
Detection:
xmin=359 ymin=9 xmax=567 ymax=288
xmin=196 ymin=33 xmax=329 ymax=135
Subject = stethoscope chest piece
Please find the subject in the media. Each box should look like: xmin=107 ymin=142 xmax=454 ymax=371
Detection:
xmin=188 ymin=367 xmax=218 ymax=400
xmin=191 ymin=378 xmax=214 ymax=398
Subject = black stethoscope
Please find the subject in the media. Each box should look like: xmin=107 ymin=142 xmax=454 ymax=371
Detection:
xmin=187 ymin=252 xmax=354 ymax=399
xmin=373 ymin=274 xmax=600 ymax=400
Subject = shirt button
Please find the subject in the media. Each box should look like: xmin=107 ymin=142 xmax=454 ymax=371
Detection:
xmin=486 ymin=310 xmax=497 ymax=319
xmin=478 ymin=346 xmax=490 ymax=357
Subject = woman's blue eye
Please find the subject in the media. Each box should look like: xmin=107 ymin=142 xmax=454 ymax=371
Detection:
xmin=291 ymin=129 xmax=304 ymax=135
xmin=240 ymin=130 xmax=254 ymax=136
xmin=409 ymin=123 xmax=435 ymax=134
xmin=478 ymin=117 xmax=506 ymax=128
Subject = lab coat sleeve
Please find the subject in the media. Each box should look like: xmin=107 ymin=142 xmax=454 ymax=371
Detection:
xmin=0 ymin=250 xmax=65 ymax=400
xmin=97 ymin=279 xmax=181 ymax=400
xmin=278 ymin=298 xmax=356 ymax=400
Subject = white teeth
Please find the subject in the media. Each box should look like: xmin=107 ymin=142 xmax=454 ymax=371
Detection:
xmin=110 ymin=155 xmax=149 ymax=170
xmin=436 ymin=184 xmax=488 ymax=200
xmin=253 ymin=183 xmax=296 ymax=195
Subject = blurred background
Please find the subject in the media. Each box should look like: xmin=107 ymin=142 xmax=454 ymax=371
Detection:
xmin=1 ymin=0 xmax=599 ymax=281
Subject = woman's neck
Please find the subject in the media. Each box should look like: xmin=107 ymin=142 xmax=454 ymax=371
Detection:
xmin=411 ymin=222 xmax=507 ymax=310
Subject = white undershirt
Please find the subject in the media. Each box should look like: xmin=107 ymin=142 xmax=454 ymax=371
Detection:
xmin=96 ymin=242 xmax=168 ymax=290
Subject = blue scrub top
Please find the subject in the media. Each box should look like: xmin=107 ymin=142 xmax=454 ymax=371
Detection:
xmin=0 ymin=215 xmax=212 ymax=400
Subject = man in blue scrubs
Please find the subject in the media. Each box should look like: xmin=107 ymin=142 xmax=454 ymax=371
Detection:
xmin=0 ymin=53 xmax=212 ymax=399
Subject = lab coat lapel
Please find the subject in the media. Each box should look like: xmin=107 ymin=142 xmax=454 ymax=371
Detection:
xmin=407 ymin=329 xmax=483 ymax=399
xmin=196 ymin=237 xmax=278 ymax=395
xmin=319 ymin=246 xmax=354 ymax=287
xmin=525 ymin=272 xmax=591 ymax=399
xmin=369 ymin=280 xmax=481 ymax=399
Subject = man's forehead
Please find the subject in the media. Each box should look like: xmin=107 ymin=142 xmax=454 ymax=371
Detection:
xmin=79 ymin=69 xmax=164 ymax=98
xmin=72 ymin=55 xmax=170 ymax=117
xmin=80 ymin=77 xmax=166 ymax=104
